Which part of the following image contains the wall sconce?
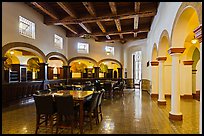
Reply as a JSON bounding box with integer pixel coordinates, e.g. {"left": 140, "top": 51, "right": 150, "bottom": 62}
{"left": 191, "top": 36, "right": 198, "bottom": 44}
{"left": 106, "top": 51, "right": 110, "bottom": 55}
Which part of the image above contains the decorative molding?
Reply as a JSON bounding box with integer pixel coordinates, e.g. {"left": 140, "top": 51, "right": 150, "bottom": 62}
{"left": 169, "top": 113, "right": 182, "bottom": 121}
{"left": 193, "top": 24, "right": 202, "bottom": 43}
{"left": 151, "top": 93, "right": 158, "bottom": 98}
{"left": 168, "top": 48, "right": 185, "bottom": 54}
{"left": 157, "top": 101, "right": 166, "bottom": 105}
{"left": 183, "top": 60, "right": 194, "bottom": 65}
{"left": 150, "top": 61, "right": 159, "bottom": 66}
{"left": 181, "top": 95, "right": 193, "bottom": 99}
{"left": 156, "top": 57, "right": 167, "bottom": 61}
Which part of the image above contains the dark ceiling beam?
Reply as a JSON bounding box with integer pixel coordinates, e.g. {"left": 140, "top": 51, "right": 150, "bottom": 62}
{"left": 31, "top": 2, "right": 58, "bottom": 20}
{"left": 67, "top": 27, "right": 149, "bottom": 37}
{"left": 82, "top": 2, "right": 106, "bottom": 33}
{"left": 57, "top": 2, "right": 77, "bottom": 18}
{"left": 31, "top": 2, "right": 78, "bottom": 35}
{"left": 57, "top": 2, "right": 92, "bottom": 34}
{"left": 134, "top": 2, "right": 140, "bottom": 37}
{"left": 109, "top": 2, "right": 123, "bottom": 40}
{"left": 92, "top": 28, "right": 149, "bottom": 36}
{"left": 95, "top": 36, "right": 147, "bottom": 43}
{"left": 62, "top": 24, "right": 78, "bottom": 35}
{"left": 44, "top": 11, "right": 156, "bottom": 25}
{"left": 82, "top": 2, "right": 107, "bottom": 39}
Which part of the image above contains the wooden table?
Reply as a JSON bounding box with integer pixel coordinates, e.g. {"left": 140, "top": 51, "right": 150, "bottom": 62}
{"left": 52, "top": 90, "right": 94, "bottom": 134}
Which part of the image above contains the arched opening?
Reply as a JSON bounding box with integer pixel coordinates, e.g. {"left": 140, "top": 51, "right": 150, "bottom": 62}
{"left": 3, "top": 48, "right": 44, "bottom": 82}
{"left": 69, "top": 57, "right": 97, "bottom": 78}
{"left": 158, "top": 33, "right": 171, "bottom": 95}
{"left": 98, "top": 59, "right": 122, "bottom": 78}
{"left": 46, "top": 52, "right": 68, "bottom": 80}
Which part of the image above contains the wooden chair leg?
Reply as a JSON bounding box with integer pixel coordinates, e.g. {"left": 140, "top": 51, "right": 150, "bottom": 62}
{"left": 99, "top": 106, "right": 103, "bottom": 121}
{"left": 35, "top": 115, "right": 40, "bottom": 134}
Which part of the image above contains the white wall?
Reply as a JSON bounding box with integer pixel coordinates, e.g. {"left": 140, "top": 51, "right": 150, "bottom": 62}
{"left": 67, "top": 37, "right": 123, "bottom": 62}
{"left": 2, "top": 2, "right": 123, "bottom": 65}
{"left": 196, "top": 60, "right": 200, "bottom": 91}
{"left": 2, "top": 2, "right": 68, "bottom": 58}
{"left": 146, "top": 2, "right": 182, "bottom": 61}
{"left": 123, "top": 39, "right": 148, "bottom": 79}
{"left": 164, "top": 65, "right": 172, "bottom": 95}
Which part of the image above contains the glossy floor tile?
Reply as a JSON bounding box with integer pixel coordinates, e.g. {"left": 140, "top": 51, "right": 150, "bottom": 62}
{"left": 2, "top": 89, "right": 200, "bottom": 134}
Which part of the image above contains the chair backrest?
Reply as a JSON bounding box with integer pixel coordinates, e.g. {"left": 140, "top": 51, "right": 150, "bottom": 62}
{"left": 89, "top": 92, "right": 100, "bottom": 112}
{"left": 33, "top": 94, "right": 55, "bottom": 115}
{"left": 83, "top": 85, "right": 95, "bottom": 91}
{"left": 35, "top": 89, "right": 51, "bottom": 95}
{"left": 97, "top": 90, "right": 105, "bottom": 106}
{"left": 54, "top": 95, "right": 74, "bottom": 115}
{"left": 103, "top": 82, "right": 112, "bottom": 92}
{"left": 56, "top": 85, "right": 65, "bottom": 90}
{"left": 65, "top": 85, "right": 75, "bottom": 90}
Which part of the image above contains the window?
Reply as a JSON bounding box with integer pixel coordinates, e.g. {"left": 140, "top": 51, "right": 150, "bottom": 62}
{"left": 54, "top": 34, "right": 63, "bottom": 49}
{"left": 133, "top": 51, "right": 142, "bottom": 84}
{"left": 77, "top": 42, "right": 89, "bottom": 54}
{"left": 19, "top": 16, "right": 35, "bottom": 39}
{"left": 105, "top": 46, "right": 114, "bottom": 55}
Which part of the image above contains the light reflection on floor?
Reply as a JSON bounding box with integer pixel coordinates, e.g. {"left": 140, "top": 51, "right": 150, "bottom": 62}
{"left": 2, "top": 89, "right": 200, "bottom": 134}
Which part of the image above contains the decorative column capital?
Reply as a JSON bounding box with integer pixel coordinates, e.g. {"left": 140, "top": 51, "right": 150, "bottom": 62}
{"left": 183, "top": 60, "right": 194, "bottom": 65}
{"left": 193, "top": 24, "right": 202, "bottom": 43}
{"left": 150, "top": 61, "right": 159, "bottom": 66}
{"left": 168, "top": 48, "right": 185, "bottom": 55}
{"left": 156, "top": 57, "right": 167, "bottom": 62}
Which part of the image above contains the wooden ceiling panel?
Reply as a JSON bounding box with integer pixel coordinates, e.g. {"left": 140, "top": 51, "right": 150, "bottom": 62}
{"left": 26, "top": 2, "right": 159, "bottom": 43}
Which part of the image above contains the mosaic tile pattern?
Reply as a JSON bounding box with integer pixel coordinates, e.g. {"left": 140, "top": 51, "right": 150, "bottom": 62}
{"left": 2, "top": 89, "right": 200, "bottom": 134}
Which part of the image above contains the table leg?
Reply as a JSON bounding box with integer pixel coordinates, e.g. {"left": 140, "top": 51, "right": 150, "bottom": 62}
{"left": 79, "top": 100, "right": 84, "bottom": 134}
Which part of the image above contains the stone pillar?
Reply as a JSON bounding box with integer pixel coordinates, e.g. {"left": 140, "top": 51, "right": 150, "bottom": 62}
{"left": 156, "top": 57, "right": 167, "bottom": 105}
{"left": 168, "top": 48, "right": 185, "bottom": 121}
{"left": 38, "top": 63, "right": 48, "bottom": 80}
{"left": 63, "top": 66, "right": 68, "bottom": 79}
{"left": 192, "top": 70, "right": 197, "bottom": 97}
{"left": 108, "top": 69, "right": 113, "bottom": 78}
{"left": 193, "top": 24, "right": 202, "bottom": 134}
{"left": 150, "top": 61, "right": 159, "bottom": 98}
{"left": 2, "top": 57, "right": 7, "bottom": 83}
{"left": 117, "top": 68, "right": 123, "bottom": 78}
{"left": 94, "top": 67, "right": 99, "bottom": 78}
{"left": 182, "top": 61, "right": 194, "bottom": 97}
{"left": 67, "top": 66, "right": 71, "bottom": 78}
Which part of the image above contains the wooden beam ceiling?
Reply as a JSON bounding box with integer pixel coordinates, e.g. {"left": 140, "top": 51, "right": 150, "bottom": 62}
{"left": 134, "top": 2, "right": 140, "bottom": 37}
{"left": 57, "top": 2, "right": 92, "bottom": 34}
{"left": 83, "top": 2, "right": 107, "bottom": 34}
{"left": 28, "top": 2, "right": 159, "bottom": 43}
{"left": 31, "top": 2, "right": 79, "bottom": 35}
{"left": 109, "top": 2, "right": 123, "bottom": 41}
{"left": 44, "top": 11, "right": 156, "bottom": 25}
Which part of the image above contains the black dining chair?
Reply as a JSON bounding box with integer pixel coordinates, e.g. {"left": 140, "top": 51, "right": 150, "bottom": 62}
{"left": 103, "top": 81, "right": 112, "bottom": 99}
{"left": 54, "top": 95, "right": 79, "bottom": 134}
{"left": 34, "top": 89, "right": 52, "bottom": 95}
{"left": 83, "top": 92, "right": 100, "bottom": 130}
{"left": 33, "top": 94, "right": 57, "bottom": 134}
{"left": 96, "top": 89, "right": 105, "bottom": 124}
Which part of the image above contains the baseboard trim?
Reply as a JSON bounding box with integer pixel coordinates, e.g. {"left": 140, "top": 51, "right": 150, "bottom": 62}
{"left": 157, "top": 100, "right": 166, "bottom": 105}
{"left": 169, "top": 112, "right": 183, "bottom": 121}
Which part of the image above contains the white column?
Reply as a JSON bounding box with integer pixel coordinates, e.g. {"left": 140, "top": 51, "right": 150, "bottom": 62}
{"left": 158, "top": 60, "right": 166, "bottom": 104}
{"left": 151, "top": 66, "right": 158, "bottom": 94}
{"left": 169, "top": 53, "right": 182, "bottom": 117}
{"left": 199, "top": 42, "right": 202, "bottom": 134}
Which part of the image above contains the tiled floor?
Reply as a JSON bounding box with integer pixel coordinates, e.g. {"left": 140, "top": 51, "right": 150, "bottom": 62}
{"left": 2, "top": 89, "right": 200, "bottom": 134}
